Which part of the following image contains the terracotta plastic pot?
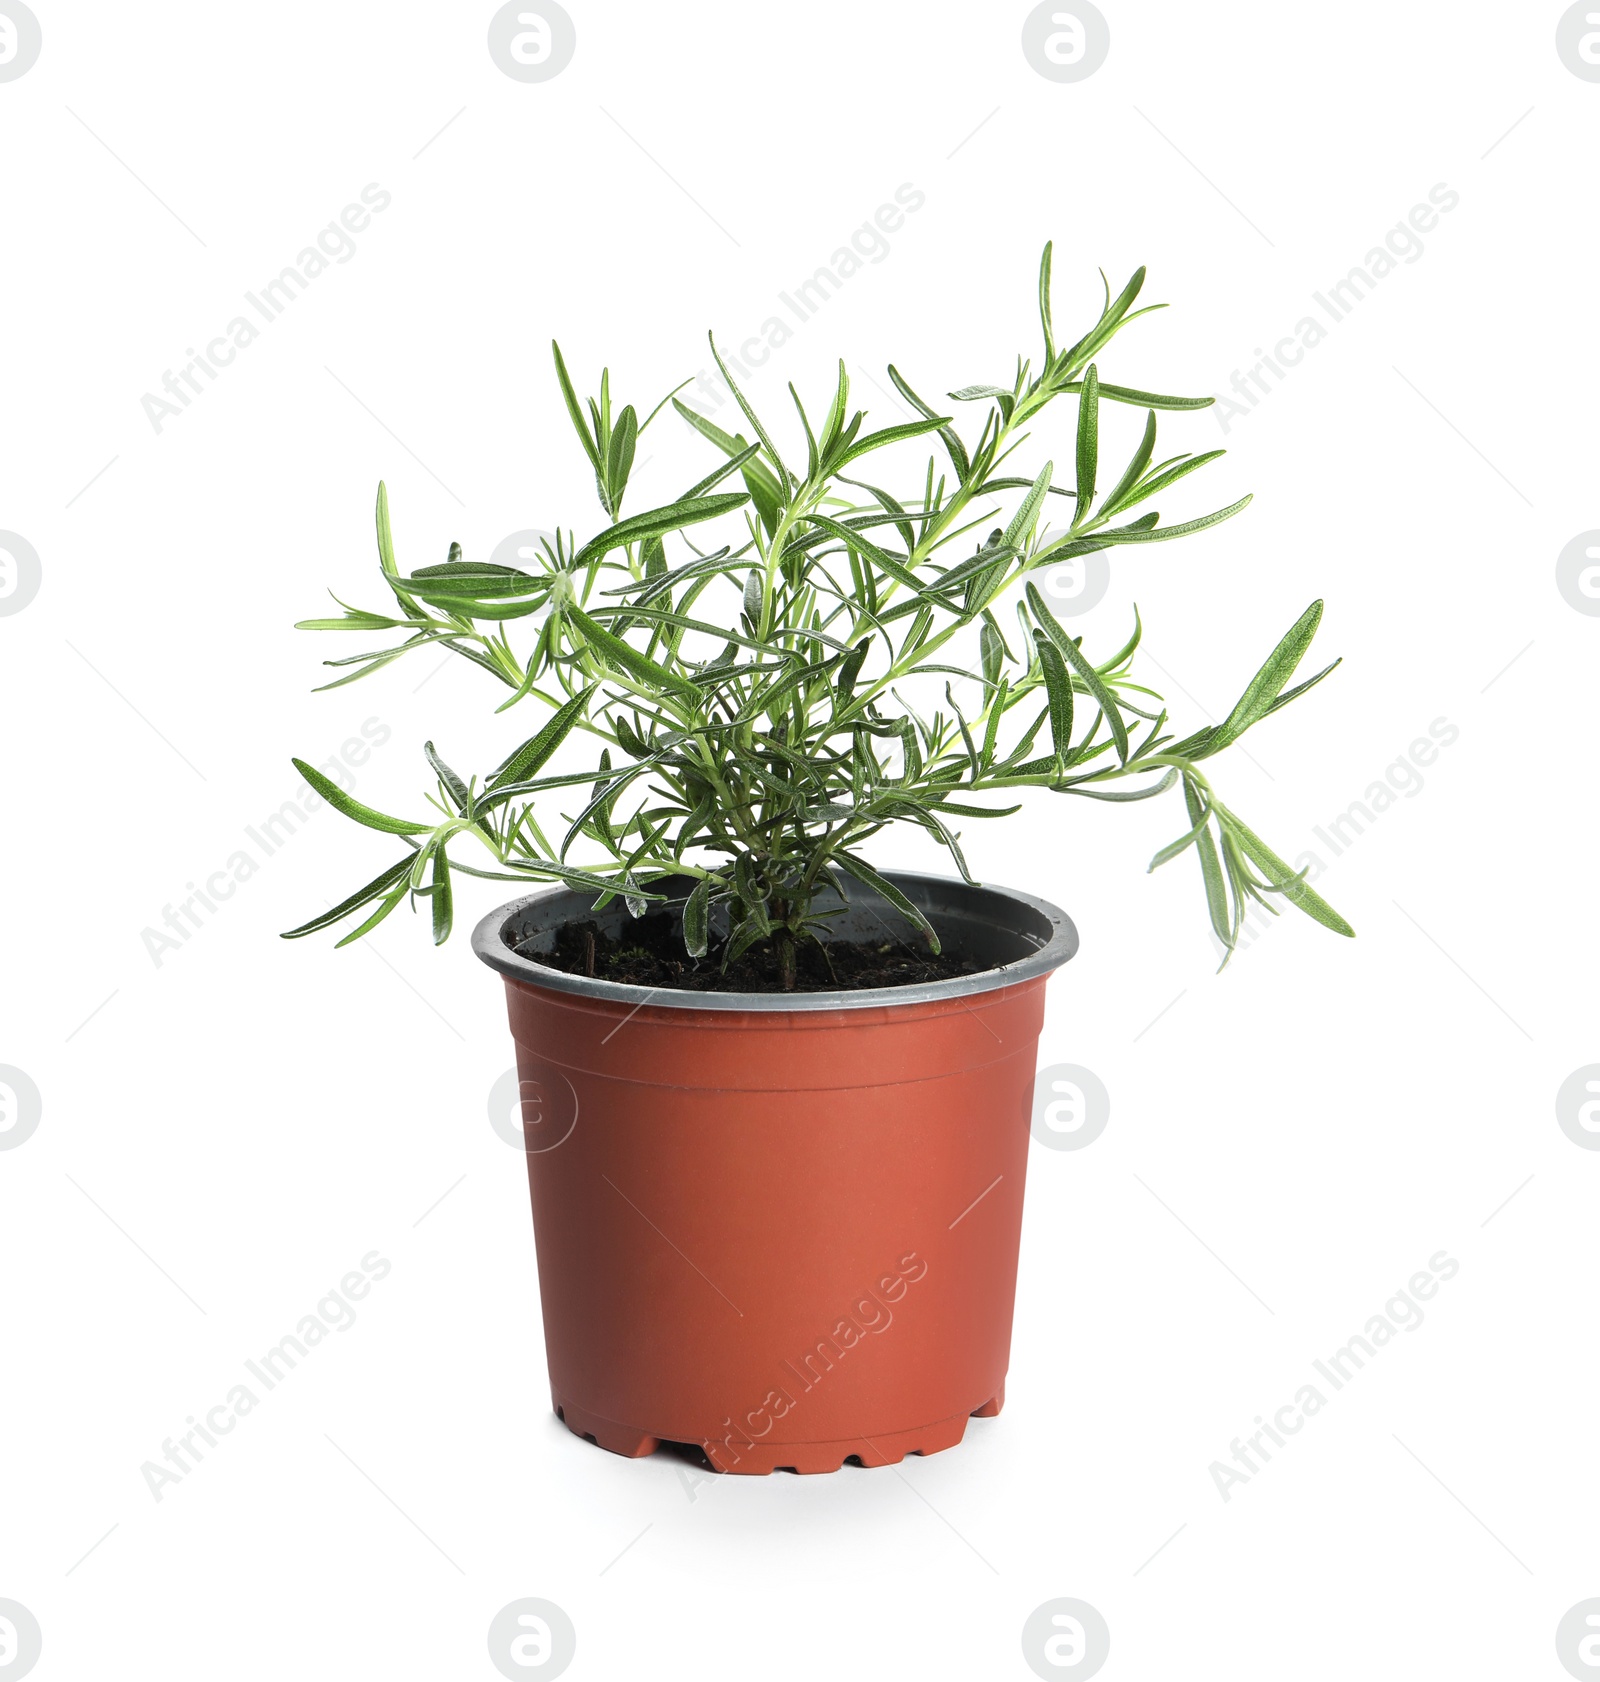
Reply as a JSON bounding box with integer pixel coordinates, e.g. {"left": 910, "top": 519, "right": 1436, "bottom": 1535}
{"left": 473, "top": 872, "right": 1076, "bottom": 1474}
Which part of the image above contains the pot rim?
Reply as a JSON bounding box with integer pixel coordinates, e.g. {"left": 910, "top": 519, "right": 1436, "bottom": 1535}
{"left": 471, "top": 869, "right": 1077, "bottom": 1013}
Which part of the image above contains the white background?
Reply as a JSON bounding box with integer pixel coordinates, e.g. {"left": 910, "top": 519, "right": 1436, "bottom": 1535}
{"left": 3, "top": 2, "right": 1597, "bottom": 1678}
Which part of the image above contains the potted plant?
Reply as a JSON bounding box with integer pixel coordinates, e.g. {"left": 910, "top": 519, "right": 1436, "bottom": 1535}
{"left": 286, "top": 247, "right": 1351, "bottom": 1473}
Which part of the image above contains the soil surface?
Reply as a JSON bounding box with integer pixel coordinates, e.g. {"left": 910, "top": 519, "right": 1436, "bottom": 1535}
{"left": 518, "top": 911, "right": 985, "bottom": 994}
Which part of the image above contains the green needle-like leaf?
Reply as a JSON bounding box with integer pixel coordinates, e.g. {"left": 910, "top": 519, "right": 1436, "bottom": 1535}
{"left": 682, "top": 876, "right": 711, "bottom": 957}
{"left": 334, "top": 880, "right": 410, "bottom": 947}
{"left": 1005, "top": 462, "right": 1054, "bottom": 554}
{"left": 1209, "top": 600, "right": 1325, "bottom": 751}
{"left": 570, "top": 492, "right": 751, "bottom": 571}
{"left": 281, "top": 857, "right": 413, "bottom": 939}
{"left": 833, "top": 853, "right": 941, "bottom": 953}
{"left": 605, "top": 404, "right": 638, "bottom": 512}
{"left": 424, "top": 741, "right": 473, "bottom": 816}
{"left": 1101, "top": 409, "right": 1158, "bottom": 515}
{"left": 1032, "top": 630, "right": 1075, "bottom": 764}
{"left": 1095, "top": 495, "right": 1253, "bottom": 545}
{"left": 430, "top": 849, "right": 453, "bottom": 944}
{"left": 1074, "top": 365, "right": 1100, "bottom": 522}
{"left": 489, "top": 688, "right": 594, "bottom": 788}
{"left": 1026, "top": 584, "right": 1128, "bottom": 764}
{"left": 1184, "top": 778, "right": 1232, "bottom": 953}
{"left": 1038, "top": 239, "right": 1056, "bottom": 361}
{"left": 709, "top": 333, "right": 793, "bottom": 490}
{"left": 552, "top": 340, "right": 604, "bottom": 480}
{"left": 1217, "top": 802, "right": 1355, "bottom": 938}
{"left": 292, "top": 759, "right": 429, "bottom": 835}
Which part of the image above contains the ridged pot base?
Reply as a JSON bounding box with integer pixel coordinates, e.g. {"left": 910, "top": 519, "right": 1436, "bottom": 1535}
{"left": 554, "top": 1384, "right": 1006, "bottom": 1475}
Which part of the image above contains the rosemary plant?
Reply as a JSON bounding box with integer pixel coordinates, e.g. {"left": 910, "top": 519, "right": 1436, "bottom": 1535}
{"left": 286, "top": 247, "right": 1352, "bottom": 981}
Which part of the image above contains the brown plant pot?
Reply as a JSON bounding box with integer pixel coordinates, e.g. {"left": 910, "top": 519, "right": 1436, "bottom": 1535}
{"left": 473, "top": 872, "right": 1076, "bottom": 1474}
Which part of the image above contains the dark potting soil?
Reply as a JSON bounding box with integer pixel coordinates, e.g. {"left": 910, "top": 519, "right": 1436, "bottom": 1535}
{"left": 519, "top": 911, "right": 986, "bottom": 994}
